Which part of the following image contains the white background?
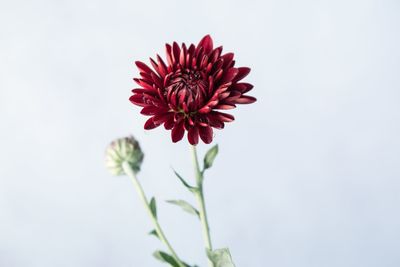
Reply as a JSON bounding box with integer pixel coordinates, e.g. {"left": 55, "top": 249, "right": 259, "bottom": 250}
{"left": 1, "top": 0, "right": 399, "bottom": 266}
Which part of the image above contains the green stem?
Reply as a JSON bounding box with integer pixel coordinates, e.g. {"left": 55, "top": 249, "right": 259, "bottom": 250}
{"left": 191, "top": 146, "right": 214, "bottom": 267}
{"left": 122, "top": 161, "right": 186, "bottom": 267}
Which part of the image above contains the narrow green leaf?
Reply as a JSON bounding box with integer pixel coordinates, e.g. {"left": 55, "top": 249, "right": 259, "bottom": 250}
{"left": 166, "top": 200, "right": 200, "bottom": 218}
{"left": 148, "top": 229, "right": 159, "bottom": 239}
{"left": 207, "top": 248, "right": 236, "bottom": 267}
{"left": 153, "top": 250, "right": 179, "bottom": 267}
{"left": 204, "top": 144, "right": 219, "bottom": 170}
{"left": 172, "top": 169, "right": 198, "bottom": 193}
{"left": 149, "top": 197, "right": 157, "bottom": 218}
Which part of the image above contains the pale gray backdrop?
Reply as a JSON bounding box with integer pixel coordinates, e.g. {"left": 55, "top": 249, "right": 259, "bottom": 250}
{"left": 1, "top": 0, "right": 399, "bottom": 266}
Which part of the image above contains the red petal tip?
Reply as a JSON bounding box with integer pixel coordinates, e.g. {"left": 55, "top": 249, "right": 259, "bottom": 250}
{"left": 198, "top": 35, "right": 214, "bottom": 54}
{"left": 144, "top": 117, "right": 157, "bottom": 130}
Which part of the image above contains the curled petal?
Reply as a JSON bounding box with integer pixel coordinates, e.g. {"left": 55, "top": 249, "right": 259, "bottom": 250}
{"left": 144, "top": 117, "right": 158, "bottom": 129}
{"left": 198, "top": 105, "right": 212, "bottom": 114}
{"left": 218, "top": 91, "right": 231, "bottom": 100}
{"left": 231, "top": 83, "right": 254, "bottom": 93}
{"left": 171, "top": 120, "right": 185, "bottom": 142}
{"left": 134, "top": 78, "right": 156, "bottom": 91}
{"left": 198, "top": 34, "right": 213, "bottom": 55}
{"left": 165, "top": 44, "right": 173, "bottom": 66}
{"left": 153, "top": 113, "right": 171, "bottom": 125}
{"left": 199, "top": 126, "right": 213, "bottom": 144}
{"left": 221, "top": 53, "right": 234, "bottom": 69}
{"left": 140, "top": 106, "right": 157, "bottom": 115}
{"left": 180, "top": 43, "right": 187, "bottom": 67}
{"left": 164, "top": 115, "right": 175, "bottom": 130}
{"left": 156, "top": 54, "right": 168, "bottom": 77}
{"left": 141, "top": 106, "right": 169, "bottom": 115}
{"left": 172, "top": 42, "right": 181, "bottom": 63}
{"left": 211, "top": 59, "right": 224, "bottom": 75}
{"left": 208, "top": 115, "right": 225, "bottom": 129}
{"left": 235, "top": 96, "right": 257, "bottom": 104}
{"left": 214, "top": 69, "right": 224, "bottom": 82}
{"left": 188, "top": 126, "right": 199, "bottom": 145}
{"left": 210, "top": 46, "right": 223, "bottom": 63}
{"left": 215, "top": 104, "right": 236, "bottom": 110}
{"left": 195, "top": 47, "right": 204, "bottom": 68}
{"left": 212, "top": 111, "right": 235, "bottom": 122}
{"left": 135, "top": 61, "right": 153, "bottom": 74}
{"left": 139, "top": 71, "right": 153, "bottom": 82}
{"left": 144, "top": 113, "right": 171, "bottom": 129}
{"left": 150, "top": 57, "right": 166, "bottom": 78}
{"left": 129, "top": 94, "right": 146, "bottom": 107}
{"left": 220, "top": 68, "right": 238, "bottom": 84}
{"left": 132, "top": 88, "right": 150, "bottom": 94}
{"left": 234, "top": 67, "right": 251, "bottom": 82}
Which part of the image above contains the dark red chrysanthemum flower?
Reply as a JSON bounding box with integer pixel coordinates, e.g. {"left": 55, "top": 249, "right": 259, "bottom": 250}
{"left": 129, "top": 35, "right": 256, "bottom": 145}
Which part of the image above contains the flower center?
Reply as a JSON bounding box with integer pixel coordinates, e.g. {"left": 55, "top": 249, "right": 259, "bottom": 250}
{"left": 166, "top": 69, "right": 208, "bottom": 112}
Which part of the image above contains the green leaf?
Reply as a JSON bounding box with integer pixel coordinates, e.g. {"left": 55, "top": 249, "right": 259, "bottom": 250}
{"left": 148, "top": 229, "right": 159, "bottom": 239}
{"left": 172, "top": 169, "right": 198, "bottom": 193}
{"left": 153, "top": 250, "right": 196, "bottom": 267}
{"left": 207, "top": 248, "right": 236, "bottom": 267}
{"left": 153, "top": 251, "right": 179, "bottom": 267}
{"left": 204, "top": 144, "right": 219, "bottom": 170}
{"left": 149, "top": 197, "right": 157, "bottom": 218}
{"left": 166, "top": 200, "right": 200, "bottom": 218}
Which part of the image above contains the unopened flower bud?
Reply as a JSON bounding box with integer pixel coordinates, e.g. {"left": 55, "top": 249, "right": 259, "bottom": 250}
{"left": 105, "top": 136, "right": 144, "bottom": 176}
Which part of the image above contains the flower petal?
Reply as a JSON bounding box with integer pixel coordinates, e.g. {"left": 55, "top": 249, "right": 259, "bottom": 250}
{"left": 210, "top": 46, "right": 223, "bottom": 63}
{"left": 180, "top": 43, "right": 187, "bottom": 67}
{"left": 129, "top": 94, "right": 146, "bottom": 107}
{"left": 199, "top": 126, "right": 213, "bottom": 144}
{"left": 207, "top": 114, "right": 225, "bottom": 129}
{"left": 153, "top": 113, "right": 171, "bottom": 125}
{"left": 234, "top": 67, "right": 251, "bottom": 82}
{"left": 165, "top": 44, "right": 173, "bottom": 66}
{"left": 221, "top": 53, "right": 234, "bottom": 69}
{"left": 164, "top": 115, "right": 175, "bottom": 130}
{"left": 172, "top": 42, "right": 181, "bottom": 63}
{"left": 135, "top": 61, "right": 153, "bottom": 74}
{"left": 215, "top": 104, "right": 236, "bottom": 110}
{"left": 156, "top": 54, "right": 168, "bottom": 77}
{"left": 171, "top": 120, "right": 185, "bottom": 142}
{"left": 144, "top": 117, "right": 158, "bottom": 129}
{"left": 141, "top": 106, "right": 169, "bottom": 115}
{"left": 150, "top": 57, "right": 166, "bottom": 78}
{"left": 134, "top": 78, "right": 156, "bottom": 91}
{"left": 188, "top": 126, "right": 199, "bottom": 145}
{"left": 235, "top": 96, "right": 257, "bottom": 104}
{"left": 198, "top": 105, "right": 212, "bottom": 114}
{"left": 231, "top": 83, "right": 254, "bottom": 93}
{"left": 212, "top": 111, "right": 235, "bottom": 122}
{"left": 219, "top": 68, "right": 238, "bottom": 84}
{"left": 198, "top": 34, "right": 213, "bottom": 55}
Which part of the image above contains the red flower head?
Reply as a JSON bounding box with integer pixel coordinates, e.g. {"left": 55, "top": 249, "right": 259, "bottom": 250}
{"left": 129, "top": 35, "right": 256, "bottom": 145}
